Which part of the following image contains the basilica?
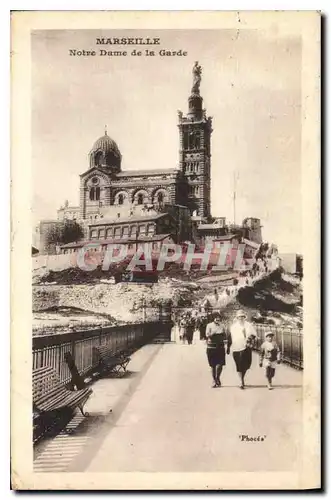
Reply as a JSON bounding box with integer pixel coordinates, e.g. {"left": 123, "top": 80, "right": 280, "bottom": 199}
{"left": 38, "top": 62, "right": 262, "bottom": 255}
{"left": 81, "top": 61, "right": 211, "bottom": 220}
{"left": 40, "top": 62, "right": 213, "bottom": 254}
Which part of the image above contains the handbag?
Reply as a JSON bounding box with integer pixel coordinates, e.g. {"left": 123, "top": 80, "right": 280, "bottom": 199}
{"left": 246, "top": 334, "right": 256, "bottom": 349}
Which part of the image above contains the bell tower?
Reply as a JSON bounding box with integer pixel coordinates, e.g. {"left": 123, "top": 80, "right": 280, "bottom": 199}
{"left": 178, "top": 62, "right": 212, "bottom": 219}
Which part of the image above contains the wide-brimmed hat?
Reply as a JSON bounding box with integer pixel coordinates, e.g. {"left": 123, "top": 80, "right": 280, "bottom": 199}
{"left": 265, "top": 331, "right": 275, "bottom": 338}
{"left": 236, "top": 309, "right": 247, "bottom": 318}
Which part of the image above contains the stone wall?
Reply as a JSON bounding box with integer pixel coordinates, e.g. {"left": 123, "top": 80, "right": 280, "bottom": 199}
{"left": 33, "top": 253, "right": 76, "bottom": 272}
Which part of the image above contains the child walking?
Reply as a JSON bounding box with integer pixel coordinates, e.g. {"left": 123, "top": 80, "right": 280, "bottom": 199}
{"left": 259, "top": 331, "right": 281, "bottom": 390}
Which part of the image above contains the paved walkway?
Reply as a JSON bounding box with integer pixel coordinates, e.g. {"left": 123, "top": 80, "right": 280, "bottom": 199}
{"left": 33, "top": 343, "right": 162, "bottom": 472}
{"left": 34, "top": 336, "right": 303, "bottom": 473}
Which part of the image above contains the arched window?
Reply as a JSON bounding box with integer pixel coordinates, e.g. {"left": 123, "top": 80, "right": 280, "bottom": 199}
{"left": 157, "top": 192, "right": 164, "bottom": 204}
{"left": 95, "top": 151, "right": 103, "bottom": 166}
{"left": 89, "top": 185, "right": 101, "bottom": 201}
{"left": 183, "top": 130, "right": 189, "bottom": 150}
{"left": 137, "top": 193, "right": 144, "bottom": 205}
{"left": 118, "top": 194, "right": 124, "bottom": 205}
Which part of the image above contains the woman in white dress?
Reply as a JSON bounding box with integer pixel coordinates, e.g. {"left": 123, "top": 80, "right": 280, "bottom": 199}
{"left": 228, "top": 310, "right": 257, "bottom": 389}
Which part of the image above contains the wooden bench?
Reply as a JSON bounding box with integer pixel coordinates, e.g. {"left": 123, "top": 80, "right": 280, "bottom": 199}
{"left": 117, "top": 345, "right": 135, "bottom": 358}
{"left": 33, "top": 366, "right": 93, "bottom": 418}
{"left": 93, "top": 345, "right": 131, "bottom": 376}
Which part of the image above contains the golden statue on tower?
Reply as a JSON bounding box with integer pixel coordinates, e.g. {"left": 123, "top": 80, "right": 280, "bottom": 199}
{"left": 191, "top": 61, "right": 202, "bottom": 94}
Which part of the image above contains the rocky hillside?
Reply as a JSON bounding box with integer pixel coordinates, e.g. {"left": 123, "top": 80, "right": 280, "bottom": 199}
{"left": 32, "top": 266, "right": 302, "bottom": 335}
{"left": 221, "top": 271, "right": 302, "bottom": 328}
{"left": 32, "top": 277, "right": 201, "bottom": 335}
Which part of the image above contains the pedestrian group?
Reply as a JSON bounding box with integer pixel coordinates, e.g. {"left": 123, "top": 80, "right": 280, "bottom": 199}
{"left": 177, "top": 309, "right": 281, "bottom": 390}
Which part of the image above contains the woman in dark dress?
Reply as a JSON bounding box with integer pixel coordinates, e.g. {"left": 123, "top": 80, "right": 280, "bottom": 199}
{"left": 205, "top": 313, "right": 229, "bottom": 388}
{"left": 186, "top": 312, "right": 195, "bottom": 345}
{"left": 197, "top": 314, "right": 208, "bottom": 340}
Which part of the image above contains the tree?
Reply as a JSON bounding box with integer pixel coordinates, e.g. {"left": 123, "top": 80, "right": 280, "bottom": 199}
{"left": 46, "top": 220, "right": 84, "bottom": 247}
{"left": 45, "top": 223, "right": 64, "bottom": 247}
{"left": 62, "top": 220, "right": 84, "bottom": 244}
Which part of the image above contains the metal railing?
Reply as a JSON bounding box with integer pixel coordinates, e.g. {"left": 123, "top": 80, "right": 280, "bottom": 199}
{"left": 254, "top": 324, "right": 303, "bottom": 369}
{"left": 32, "top": 320, "right": 166, "bottom": 385}
{"left": 32, "top": 303, "right": 303, "bottom": 383}
{"left": 159, "top": 306, "right": 303, "bottom": 370}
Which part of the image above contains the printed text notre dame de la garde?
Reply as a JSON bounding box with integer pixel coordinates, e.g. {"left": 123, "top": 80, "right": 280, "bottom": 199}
{"left": 69, "top": 37, "right": 188, "bottom": 57}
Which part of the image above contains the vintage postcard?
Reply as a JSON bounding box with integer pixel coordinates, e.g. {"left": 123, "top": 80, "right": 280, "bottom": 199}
{"left": 11, "top": 11, "right": 321, "bottom": 490}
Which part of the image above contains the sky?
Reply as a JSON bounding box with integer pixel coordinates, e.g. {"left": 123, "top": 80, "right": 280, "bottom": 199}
{"left": 32, "top": 29, "right": 302, "bottom": 253}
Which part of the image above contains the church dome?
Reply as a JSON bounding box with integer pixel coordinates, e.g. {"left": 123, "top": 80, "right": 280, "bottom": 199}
{"left": 89, "top": 129, "right": 122, "bottom": 172}
{"left": 90, "top": 132, "right": 121, "bottom": 159}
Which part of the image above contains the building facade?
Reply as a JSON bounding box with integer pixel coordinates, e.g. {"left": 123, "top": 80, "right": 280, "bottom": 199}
{"left": 88, "top": 212, "right": 176, "bottom": 242}
{"left": 60, "top": 233, "right": 176, "bottom": 255}
{"left": 37, "top": 63, "right": 214, "bottom": 254}
{"left": 36, "top": 62, "right": 263, "bottom": 255}
{"left": 57, "top": 200, "right": 80, "bottom": 221}
{"left": 242, "top": 217, "right": 263, "bottom": 244}
{"left": 78, "top": 63, "right": 212, "bottom": 223}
